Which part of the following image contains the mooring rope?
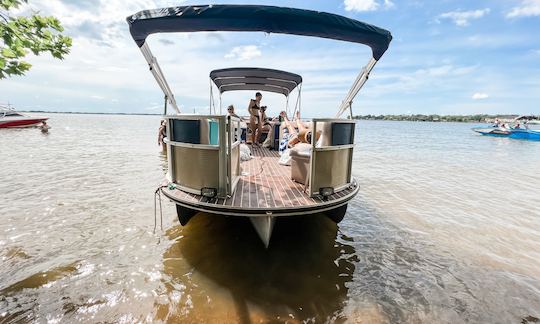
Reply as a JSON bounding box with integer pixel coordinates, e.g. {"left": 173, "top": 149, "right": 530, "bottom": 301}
{"left": 153, "top": 185, "right": 167, "bottom": 234}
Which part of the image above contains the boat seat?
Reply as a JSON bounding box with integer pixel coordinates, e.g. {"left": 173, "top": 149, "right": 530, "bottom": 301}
{"left": 290, "top": 143, "right": 312, "bottom": 184}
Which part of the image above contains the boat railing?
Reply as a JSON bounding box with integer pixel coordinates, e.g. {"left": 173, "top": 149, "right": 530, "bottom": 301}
{"left": 164, "top": 114, "right": 241, "bottom": 198}
{"left": 309, "top": 118, "right": 356, "bottom": 197}
{"left": 227, "top": 116, "right": 242, "bottom": 196}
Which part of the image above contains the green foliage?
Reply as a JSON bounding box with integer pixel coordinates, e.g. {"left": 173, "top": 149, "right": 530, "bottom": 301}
{"left": 0, "top": 0, "right": 72, "bottom": 78}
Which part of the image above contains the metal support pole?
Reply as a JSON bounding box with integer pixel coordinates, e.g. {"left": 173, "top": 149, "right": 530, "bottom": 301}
{"left": 219, "top": 93, "right": 222, "bottom": 115}
{"left": 336, "top": 58, "right": 377, "bottom": 118}
{"left": 209, "top": 79, "right": 213, "bottom": 115}
{"left": 140, "top": 43, "right": 181, "bottom": 114}
{"left": 298, "top": 83, "right": 302, "bottom": 118}
{"left": 164, "top": 95, "right": 168, "bottom": 115}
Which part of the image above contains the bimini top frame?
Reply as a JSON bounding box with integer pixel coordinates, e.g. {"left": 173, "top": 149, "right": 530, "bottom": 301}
{"left": 210, "top": 67, "right": 302, "bottom": 96}
{"left": 126, "top": 4, "right": 393, "bottom": 116}
{"left": 209, "top": 67, "right": 303, "bottom": 115}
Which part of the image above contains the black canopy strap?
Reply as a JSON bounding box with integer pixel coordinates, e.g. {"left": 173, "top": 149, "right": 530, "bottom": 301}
{"left": 127, "top": 5, "right": 392, "bottom": 60}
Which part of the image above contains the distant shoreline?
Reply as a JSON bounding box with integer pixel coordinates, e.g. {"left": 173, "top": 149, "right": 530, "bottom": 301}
{"left": 21, "top": 110, "right": 161, "bottom": 116}
{"left": 352, "top": 114, "right": 535, "bottom": 123}
{"left": 19, "top": 111, "right": 538, "bottom": 123}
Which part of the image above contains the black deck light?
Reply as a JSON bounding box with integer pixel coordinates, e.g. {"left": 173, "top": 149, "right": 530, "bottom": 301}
{"left": 319, "top": 187, "right": 335, "bottom": 199}
{"left": 201, "top": 187, "right": 217, "bottom": 198}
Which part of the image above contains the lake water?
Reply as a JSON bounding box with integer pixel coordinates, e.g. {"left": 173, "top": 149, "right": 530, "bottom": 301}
{"left": 1, "top": 114, "right": 539, "bottom": 323}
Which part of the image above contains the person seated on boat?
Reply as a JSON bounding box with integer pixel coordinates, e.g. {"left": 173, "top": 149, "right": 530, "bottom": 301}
{"left": 260, "top": 106, "right": 272, "bottom": 131}
{"left": 247, "top": 92, "right": 263, "bottom": 146}
{"left": 493, "top": 118, "right": 501, "bottom": 127}
{"left": 279, "top": 111, "right": 321, "bottom": 148}
{"left": 514, "top": 122, "right": 521, "bottom": 129}
{"left": 158, "top": 119, "right": 166, "bottom": 146}
{"left": 227, "top": 105, "right": 241, "bottom": 119}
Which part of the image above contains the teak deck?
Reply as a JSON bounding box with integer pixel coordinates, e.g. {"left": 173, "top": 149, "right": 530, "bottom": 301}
{"left": 162, "top": 146, "right": 357, "bottom": 213}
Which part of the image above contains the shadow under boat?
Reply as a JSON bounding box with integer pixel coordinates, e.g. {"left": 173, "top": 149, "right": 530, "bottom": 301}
{"left": 157, "top": 213, "right": 357, "bottom": 323}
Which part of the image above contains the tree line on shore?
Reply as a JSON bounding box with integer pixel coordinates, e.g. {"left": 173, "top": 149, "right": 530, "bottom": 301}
{"left": 352, "top": 114, "right": 529, "bottom": 123}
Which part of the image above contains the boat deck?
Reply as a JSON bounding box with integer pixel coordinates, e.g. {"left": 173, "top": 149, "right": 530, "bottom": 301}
{"left": 162, "top": 146, "right": 357, "bottom": 214}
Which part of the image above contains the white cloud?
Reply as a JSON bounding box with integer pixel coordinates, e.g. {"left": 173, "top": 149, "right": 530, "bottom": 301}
{"left": 344, "top": 0, "right": 394, "bottom": 12}
{"left": 472, "top": 93, "right": 489, "bottom": 100}
{"left": 415, "top": 65, "right": 477, "bottom": 77}
{"left": 224, "top": 45, "right": 262, "bottom": 61}
{"left": 437, "top": 8, "right": 490, "bottom": 26}
{"left": 507, "top": 0, "right": 540, "bottom": 18}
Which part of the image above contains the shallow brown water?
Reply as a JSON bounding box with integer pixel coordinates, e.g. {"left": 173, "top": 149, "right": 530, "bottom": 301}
{"left": 1, "top": 114, "right": 539, "bottom": 323}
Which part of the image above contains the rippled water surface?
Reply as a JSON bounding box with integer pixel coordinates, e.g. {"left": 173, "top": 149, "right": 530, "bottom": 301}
{"left": 1, "top": 114, "right": 539, "bottom": 323}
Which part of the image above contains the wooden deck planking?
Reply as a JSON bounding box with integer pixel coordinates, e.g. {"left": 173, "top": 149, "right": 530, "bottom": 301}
{"left": 164, "top": 145, "right": 356, "bottom": 210}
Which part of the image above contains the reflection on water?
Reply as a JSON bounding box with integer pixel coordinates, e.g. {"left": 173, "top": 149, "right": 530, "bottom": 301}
{"left": 155, "top": 214, "right": 355, "bottom": 323}
{"left": 1, "top": 115, "right": 540, "bottom": 323}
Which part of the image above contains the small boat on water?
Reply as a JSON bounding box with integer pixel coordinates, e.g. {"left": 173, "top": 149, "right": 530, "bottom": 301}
{"left": 0, "top": 105, "right": 48, "bottom": 128}
{"left": 472, "top": 126, "right": 512, "bottom": 137}
{"left": 507, "top": 128, "right": 540, "bottom": 141}
{"left": 472, "top": 115, "right": 540, "bottom": 141}
{"left": 127, "top": 4, "right": 392, "bottom": 247}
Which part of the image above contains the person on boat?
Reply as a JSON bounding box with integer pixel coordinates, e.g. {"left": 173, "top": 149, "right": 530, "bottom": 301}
{"left": 158, "top": 120, "right": 167, "bottom": 146}
{"left": 227, "top": 105, "right": 241, "bottom": 119}
{"left": 40, "top": 120, "right": 50, "bottom": 133}
{"left": 247, "top": 92, "right": 263, "bottom": 146}
{"left": 514, "top": 122, "right": 521, "bottom": 129}
{"left": 279, "top": 111, "right": 321, "bottom": 148}
{"left": 493, "top": 118, "right": 501, "bottom": 127}
{"left": 260, "top": 106, "right": 272, "bottom": 131}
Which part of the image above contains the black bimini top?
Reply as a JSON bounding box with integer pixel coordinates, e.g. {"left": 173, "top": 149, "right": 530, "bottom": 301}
{"left": 126, "top": 5, "right": 392, "bottom": 60}
{"left": 210, "top": 68, "right": 302, "bottom": 96}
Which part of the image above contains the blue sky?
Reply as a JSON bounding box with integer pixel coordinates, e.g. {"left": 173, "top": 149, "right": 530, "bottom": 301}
{"left": 1, "top": 0, "right": 539, "bottom": 117}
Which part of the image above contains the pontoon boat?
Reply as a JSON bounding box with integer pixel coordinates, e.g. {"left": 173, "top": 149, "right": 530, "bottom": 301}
{"left": 127, "top": 5, "right": 392, "bottom": 247}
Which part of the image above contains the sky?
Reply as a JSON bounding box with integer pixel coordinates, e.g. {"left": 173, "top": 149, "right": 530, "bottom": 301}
{"left": 1, "top": 0, "right": 539, "bottom": 117}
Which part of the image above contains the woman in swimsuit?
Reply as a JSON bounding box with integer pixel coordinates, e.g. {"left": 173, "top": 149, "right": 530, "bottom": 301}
{"left": 280, "top": 111, "right": 320, "bottom": 147}
{"left": 248, "top": 92, "right": 263, "bottom": 146}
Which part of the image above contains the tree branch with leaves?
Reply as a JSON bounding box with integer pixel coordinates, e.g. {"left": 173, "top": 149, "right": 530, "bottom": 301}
{"left": 0, "top": 0, "right": 72, "bottom": 78}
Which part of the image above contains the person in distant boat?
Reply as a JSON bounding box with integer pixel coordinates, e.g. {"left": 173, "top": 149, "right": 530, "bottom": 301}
{"left": 514, "top": 122, "right": 521, "bottom": 129}
{"left": 158, "top": 120, "right": 167, "bottom": 146}
{"left": 40, "top": 120, "right": 50, "bottom": 133}
{"left": 227, "top": 105, "right": 241, "bottom": 119}
{"left": 247, "top": 92, "right": 263, "bottom": 146}
{"left": 493, "top": 118, "right": 501, "bottom": 127}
